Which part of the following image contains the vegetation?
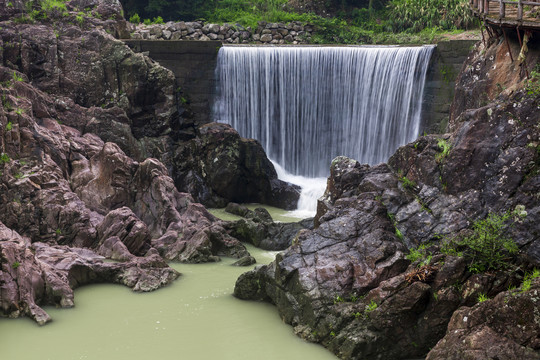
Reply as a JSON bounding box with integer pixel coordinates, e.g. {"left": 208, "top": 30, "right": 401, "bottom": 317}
{"left": 365, "top": 300, "right": 378, "bottom": 313}
{"left": 442, "top": 207, "right": 526, "bottom": 273}
{"left": 406, "top": 242, "right": 439, "bottom": 269}
{"left": 388, "top": 0, "right": 475, "bottom": 33}
{"left": 526, "top": 63, "right": 540, "bottom": 97}
{"left": 399, "top": 176, "right": 416, "bottom": 190}
{"left": 12, "top": 261, "right": 20, "bottom": 269}
{"left": 477, "top": 293, "right": 488, "bottom": 302}
{"left": 120, "top": 0, "right": 478, "bottom": 44}
{"left": 521, "top": 268, "right": 539, "bottom": 292}
{"left": 435, "top": 138, "right": 451, "bottom": 163}
{"left": 0, "top": 153, "right": 10, "bottom": 165}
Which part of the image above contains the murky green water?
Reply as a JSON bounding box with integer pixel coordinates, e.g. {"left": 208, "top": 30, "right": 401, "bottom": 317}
{"left": 209, "top": 204, "right": 305, "bottom": 223}
{"left": 0, "top": 246, "right": 336, "bottom": 360}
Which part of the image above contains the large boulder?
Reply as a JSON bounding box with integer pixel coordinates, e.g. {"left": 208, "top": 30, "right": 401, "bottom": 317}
{"left": 173, "top": 122, "right": 300, "bottom": 209}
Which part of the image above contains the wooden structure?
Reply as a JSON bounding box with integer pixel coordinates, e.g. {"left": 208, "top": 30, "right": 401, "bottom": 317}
{"left": 470, "top": 0, "right": 540, "bottom": 29}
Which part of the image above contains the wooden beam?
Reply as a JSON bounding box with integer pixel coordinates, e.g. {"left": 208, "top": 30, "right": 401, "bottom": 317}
{"left": 518, "top": 0, "right": 523, "bottom": 21}
{"left": 499, "top": 0, "right": 505, "bottom": 18}
{"left": 501, "top": 27, "right": 514, "bottom": 62}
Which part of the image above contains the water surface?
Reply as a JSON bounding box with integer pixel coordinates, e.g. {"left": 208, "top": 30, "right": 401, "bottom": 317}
{"left": 0, "top": 246, "right": 336, "bottom": 360}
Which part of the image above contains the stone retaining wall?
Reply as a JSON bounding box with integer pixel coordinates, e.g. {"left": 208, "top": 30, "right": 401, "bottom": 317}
{"left": 129, "top": 21, "right": 314, "bottom": 44}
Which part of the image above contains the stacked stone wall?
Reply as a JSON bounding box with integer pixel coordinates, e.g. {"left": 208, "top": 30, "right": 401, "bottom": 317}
{"left": 129, "top": 20, "right": 314, "bottom": 44}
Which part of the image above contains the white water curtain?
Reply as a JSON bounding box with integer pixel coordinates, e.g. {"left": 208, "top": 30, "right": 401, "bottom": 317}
{"left": 213, "top": 45, "right": 434, "bottom": 178}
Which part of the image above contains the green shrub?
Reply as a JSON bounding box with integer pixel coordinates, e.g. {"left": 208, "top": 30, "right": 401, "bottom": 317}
{"left": 12, "top": 71, "right": 23, "bottom": 82}
{"left": 399, "top": 176, "right": 417, "bottom": 190}
{"left": 12, "top": 261, "right": 20, "bottom": 269}
{"left": 445, "top": 207, "right": 526, "bottom": 273}
{"left": 406, "top": 243, "right": 433, "bottom": 266}
{"left": 76, "top": 12, "right": 85, "bottom": 25}
{"left": 40, "top": 0, "right": 68, "bottom": 16}
{"left": 153, "top": 16, "right": 164, "bottom": 24}
{"left": 365, "top": 300, "right": 378, "bottom": 313}
{"left": 5, "top": 122, "right": 12, "bottom": 131}
{"left": 129, "top": 13, "right": 141, "bottom": 24}
{"left": 387, "top": 0, "right": 475, "bottom": 33}
{"left": 0, "top": 153, "right": 10, "bottom": 165}
{"left": 526, "top": 64, "right": 540, "bottom": 97}
{"left": 521, "top": 268, "right": 539, "bottom": 292}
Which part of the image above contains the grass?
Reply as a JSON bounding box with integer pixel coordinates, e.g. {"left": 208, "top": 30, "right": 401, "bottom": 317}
{"left": 477, "top": 293, "right": 489, "bottom": 302}
{"left": 399, "top": 176, "right": 417, "bottom": 190}
{"left": 521, "top": 268, "right": 539, "bottom": 292}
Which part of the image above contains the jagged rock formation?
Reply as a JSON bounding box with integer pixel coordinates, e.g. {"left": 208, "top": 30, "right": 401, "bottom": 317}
{"left": 0, "top": 0, "right": 295, "bottom": 325}
{"left": 234, "top": 35, "right": 540, "bottom": 359}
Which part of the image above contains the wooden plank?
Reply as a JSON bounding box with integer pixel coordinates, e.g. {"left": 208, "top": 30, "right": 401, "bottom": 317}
{"left": 500, "top": 0, "right": 506, "bottom": 17}
{"left": 518, "top": 0, "right": 523, "bottom": 20}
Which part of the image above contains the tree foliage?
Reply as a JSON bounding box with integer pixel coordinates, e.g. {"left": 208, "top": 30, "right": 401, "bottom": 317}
{"left": 120, "top": 0, "right": 215, "bottom": 21}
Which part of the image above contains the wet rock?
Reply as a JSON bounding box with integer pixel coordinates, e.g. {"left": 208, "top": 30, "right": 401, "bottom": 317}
{"left": 0, "top": 223, "right": 179, "bottom": 325}
{"left": 173, "top": 123, "right": 300, "bottom": 209}
{"left": 427, "top": 278, "right": 540, "bottom": 360}
{"left": 233, "top": 36, "right": 540, "bottom": 360}
{"left": 232, "top": 255, "right": 256, "bottom": 266}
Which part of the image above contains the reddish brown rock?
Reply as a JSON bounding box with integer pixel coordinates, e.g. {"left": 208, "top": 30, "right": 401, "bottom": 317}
{"left": 0, "top": 223, "right": 179, "bottom": 325}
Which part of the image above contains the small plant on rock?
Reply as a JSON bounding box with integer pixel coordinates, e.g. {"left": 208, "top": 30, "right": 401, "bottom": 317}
{"left": 435, "top": 138, "right": 451, "bottom": 163}
{"left": 11, "top": 261, "right": 20, "bottom": 269}
{"left": 526, "top": 64, "right": 540, "bottom": 97}
{"left": 12, "top": 71, "right": 23, "bottom": 82}
{"left": 521, "top": 268, "right": 539, "bottom": 293}
{"left": 477, "top": 293, "right": 489, "bottom": 302}
{"left": 0, "top": 153, "right": 10, "bottom": 165}
{"left": 365, "top": 300, "right": 378, "bottom": 313}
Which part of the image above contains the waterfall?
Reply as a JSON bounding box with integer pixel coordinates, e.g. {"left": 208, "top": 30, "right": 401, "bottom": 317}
{"left": 213, "top": 45, "right": 434, "bottom": 213}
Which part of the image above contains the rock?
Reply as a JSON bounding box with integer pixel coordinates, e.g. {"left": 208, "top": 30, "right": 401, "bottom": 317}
{"left": 427, "top": 278, "right": 540, "bottom": 359}
{"left": 97, "top": 236, "right": 134, "bottom": 261}
{"left": 173, "top": 123, "right": 300, "bottom": 209}
{"left": 0, "top": 223, "right": 179, "bottom": 325}
{"left": 232, "top": 255, "right": 256, "bottom": 266}
{"left": 232, "top": 35, "right": 540, "bottom": 360}
{"left": 260, "top": 34, "right": 273, "bottom": 43}
{"left": 97, "top": 207, "right": 151, "bottom": 256}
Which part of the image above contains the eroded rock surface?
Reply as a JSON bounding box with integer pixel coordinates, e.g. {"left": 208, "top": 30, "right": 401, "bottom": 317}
{"left": 0, "top": 0, "right": 260, "bottom": 325}
{"left": 235, "top": 36, "right": 540, "bottom": 360}
{"left": 0, "top": 223, "right": 179, "bottom": 325}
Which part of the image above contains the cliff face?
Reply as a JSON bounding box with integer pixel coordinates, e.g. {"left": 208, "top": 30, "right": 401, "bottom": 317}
{"left": 235, "top": 33, "right": 540, "bottom": 359}
{"left": 0, "top": 0, "right": 284, "bottom": 324}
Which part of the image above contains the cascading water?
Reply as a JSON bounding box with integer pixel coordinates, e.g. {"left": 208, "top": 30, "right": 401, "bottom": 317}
{"left": 213, "top": 45, "right": 434, "bottom": 215}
